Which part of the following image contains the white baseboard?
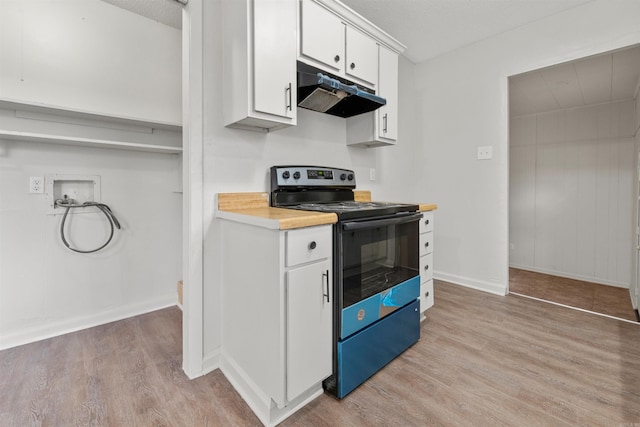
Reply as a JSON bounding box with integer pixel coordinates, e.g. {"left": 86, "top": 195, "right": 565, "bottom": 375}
{"left": 509, "top": 264, "right": 629, "bottom": 289}
{"left": 220, "top": 353, "right": 324, "bottom": 427}
{"left": 202, "top": 348, "right": 221, "bottom": 376}
{"left": 220, "top": 353, "right": 273, "bottom": 426}
{"left": 0, "top": 293, "right": 177, "bottom": 351}
{"left": 434, "top": 271, "right": 508, "bottom": 296}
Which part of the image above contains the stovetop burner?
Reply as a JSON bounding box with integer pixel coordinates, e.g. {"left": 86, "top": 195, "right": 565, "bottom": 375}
{"left": 290, "top": 201, "right": 410, "bottom": 213}
{"left": 270, "top": 166, "right": 419, "bottom": 220}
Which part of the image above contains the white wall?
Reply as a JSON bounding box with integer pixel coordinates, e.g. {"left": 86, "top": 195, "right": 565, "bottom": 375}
{"left": 193, "top": 0, "right": 423, "bottom": 372}
{"left": 0, "top": 0, "right": 181, "bottom": 124}
{"left": 413, "top": 0, "right": 640, "bottom": 296}
{"left": 510, "top": 100, "right": 636, "bottom": 288}
{"left": 0, "top": 0, "right": 182, "bottom": 349}
{"left": 0, "top": 142, "right": 181, "bottom": 349}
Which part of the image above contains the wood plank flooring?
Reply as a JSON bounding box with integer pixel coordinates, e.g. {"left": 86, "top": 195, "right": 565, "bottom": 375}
{"left": 2, "top": 280, "right": 640, "bottom": 426}
{"left": 509, "top": 267, "right": 638, "bottom": 322}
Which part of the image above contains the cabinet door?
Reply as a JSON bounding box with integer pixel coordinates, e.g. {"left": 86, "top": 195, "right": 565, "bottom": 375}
{"left": 286, "top": 259, "right": 332, "bottom": 401}
{"left": 300, "top": 0, "right": 345, "bottom": 75}
{"left": 254, "top": 0, "right": 297, "bottom": 119}
{"left": 377, "top": 46, "right": 398, "bottom": 140}
{"left": 345, "top": 26, "right": 378, "bottom": 86}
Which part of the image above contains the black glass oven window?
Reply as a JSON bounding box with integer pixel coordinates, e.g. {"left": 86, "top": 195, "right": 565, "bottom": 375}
{"left": 341, "top": 219, "right": 419, "bottom": 308}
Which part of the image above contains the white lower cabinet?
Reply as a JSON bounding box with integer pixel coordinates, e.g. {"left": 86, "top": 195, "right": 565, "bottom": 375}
{"left": 219, "top": 221, "right": 332, "bottom": 426}
{"left": 286, "top": 260, "right": 332, "bottom": 401}
{"left": 419, "top": 211, "right": 435, "bottom": 317}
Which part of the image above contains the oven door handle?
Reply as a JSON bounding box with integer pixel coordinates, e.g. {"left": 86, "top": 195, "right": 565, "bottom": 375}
{"left": 342, "top": 212, "right": 423, "bottom": 231}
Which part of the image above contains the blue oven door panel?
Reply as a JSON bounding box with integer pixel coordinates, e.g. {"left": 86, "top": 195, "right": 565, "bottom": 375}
{"left": 341, "top": 275, "right": 420, "bottom": 339}
{"left": 336, "top": 299, "right": 420, "bottom": 398}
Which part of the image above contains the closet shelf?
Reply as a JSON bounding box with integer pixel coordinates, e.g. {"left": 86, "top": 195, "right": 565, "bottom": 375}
{"left": 0, "top": 98, "right": 182, "bottom": 154}
{"left": 0, "top": 130, "right": 182, "bottom": 154}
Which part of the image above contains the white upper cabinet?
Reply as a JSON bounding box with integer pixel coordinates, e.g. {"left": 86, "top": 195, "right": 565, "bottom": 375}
{"left": 346, "top": 45, "right": 400, "bottom": 147}
{"left": 345, "top": 26, "right": 379, "bottom": 87}
{"left": 222, "top": 0, "right": 297, "bottom": 132}
{"left": 222, "top": 0, "right": 405, "bottom": 138}
{"left": 299, "top": 0, "right": 345, "bottom": 76}
{"left": 299, "top": 0, "right": 378, "bottom": 89}
{"left": 377, "top": 45, "right": 399, "bottom": 141}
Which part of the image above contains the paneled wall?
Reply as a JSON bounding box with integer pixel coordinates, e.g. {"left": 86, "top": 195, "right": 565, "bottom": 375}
{"left": 510, "top": 100, "right": 636, "bottom": 287}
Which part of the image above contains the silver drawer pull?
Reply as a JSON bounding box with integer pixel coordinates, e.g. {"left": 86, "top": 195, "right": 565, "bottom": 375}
{"left": 309, "top": 241, "right": 317, "bottom": 250}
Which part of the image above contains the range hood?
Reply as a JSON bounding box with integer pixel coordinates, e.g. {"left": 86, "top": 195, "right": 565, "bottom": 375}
{"left": 297, "top": 62, "right": 386, "bottom": 118}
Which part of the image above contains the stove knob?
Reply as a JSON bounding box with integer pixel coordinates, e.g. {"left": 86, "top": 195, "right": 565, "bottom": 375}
{"left": 282, "top": 171, "right": 290, "bottom": 179}
{"left": 293, "top": 171, "right": 301, "bottom": 179}
{"left": 347, "top": 174, "right": 354, "bottom": 181}
{"left": 340, "top": 173, "right": 346, "bottom": 181}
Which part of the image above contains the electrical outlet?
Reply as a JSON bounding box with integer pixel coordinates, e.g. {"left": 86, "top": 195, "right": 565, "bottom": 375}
{"left": 477, "top": 146, "right": 493, "bottom": 160}
{"left": 369, "top": 168, "right": 376, "bottom": 181}
{"left": 29, "top": 176, "right": 45, "bottom": 194}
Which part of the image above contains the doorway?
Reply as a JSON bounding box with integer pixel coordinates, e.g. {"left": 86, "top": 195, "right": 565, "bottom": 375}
{"left": 508, "top": 45, "right": 640, "bottom": 322}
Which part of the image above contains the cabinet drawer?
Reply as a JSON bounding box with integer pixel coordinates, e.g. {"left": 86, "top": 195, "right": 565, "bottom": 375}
{"left": 420, "top": 252, "right": 433, "bottom": 281}
{"left": 420, "top": 279, "right": 434, "bottom": 312}
{"left": 419, "top": 231, "right": 433, "bottom": 256}
{"left": 419, "top": 212, "right": 434, "bottom": 234}
{"left": 286, "top": 226, "right": 331, "bottom": 267}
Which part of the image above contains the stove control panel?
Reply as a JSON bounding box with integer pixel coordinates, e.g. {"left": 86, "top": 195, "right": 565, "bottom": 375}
{"left": 271, "top": 166, "right": 356, "bottom": 189}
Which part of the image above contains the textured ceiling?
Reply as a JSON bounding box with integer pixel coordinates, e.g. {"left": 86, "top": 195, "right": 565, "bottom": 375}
{"left": 340, "top": 0, "right": 596, "bottom": 63}
{"left": 100, "top": 0, "right": 182, "bottom": 29}
{"left": 100, "top": 0, "right": 599, "bottom": 64}
{"left": 510, "top": 46, "right": 640, "bottom": 116}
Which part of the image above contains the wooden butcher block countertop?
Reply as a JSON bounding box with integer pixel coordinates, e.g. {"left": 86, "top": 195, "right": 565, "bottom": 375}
{"left": 216, "top": 192, "right": 337, "bottom": 230}
{"left": 355, "top": 191, "right": 438, "bottom": 212}
{"left": 216, "top": 192, "right": 437, "bottom": 230}
{"left": 419, "top": 204, "right": 438, "bottom": 212}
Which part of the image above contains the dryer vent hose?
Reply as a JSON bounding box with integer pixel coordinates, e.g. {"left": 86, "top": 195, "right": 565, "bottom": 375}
{"left": 55, "top": 197, "right": 121, "bottom": 253}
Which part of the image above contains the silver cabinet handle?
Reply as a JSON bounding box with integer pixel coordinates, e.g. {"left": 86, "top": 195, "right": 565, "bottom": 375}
{"left": 383, "top": 113, "right": 388, "bottom": 133}
{"left": 286, "top": 82, "right": 292, "bottom": 111}
{"left": 322, "top": 270, "right": 330, "bottom": 303}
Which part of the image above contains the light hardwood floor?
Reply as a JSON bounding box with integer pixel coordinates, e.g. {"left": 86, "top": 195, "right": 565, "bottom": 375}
{"left": 2, "top": 281, "right": 640, "bottom": 426}
{"left": 509, "top": 267, "right": 638, "bottom": 322}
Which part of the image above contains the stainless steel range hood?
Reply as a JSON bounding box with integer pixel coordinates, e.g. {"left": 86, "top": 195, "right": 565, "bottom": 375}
{"left": 297, "top": 62, "right": 386, "bottom": 118}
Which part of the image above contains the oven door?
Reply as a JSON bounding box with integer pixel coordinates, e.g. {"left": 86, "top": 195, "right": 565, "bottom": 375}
{"left": 338, "top": 212, "right": 421, "bottom": 338}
